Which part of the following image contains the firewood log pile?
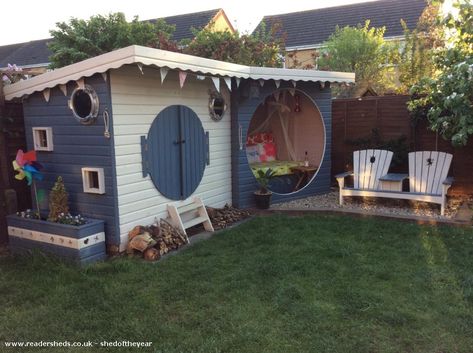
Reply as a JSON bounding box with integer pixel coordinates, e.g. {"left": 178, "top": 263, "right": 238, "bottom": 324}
{"left": 127, "top": 219, "right": 189, "bottom": 262}
{"left": 126, "top": 205, "right": 250, "bottom": 261}
{"left": 206, "top": 204, "right": 251, "bottom": 230}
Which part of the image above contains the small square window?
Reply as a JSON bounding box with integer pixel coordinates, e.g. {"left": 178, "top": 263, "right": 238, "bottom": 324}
{"left": 32, "top": 127, "right": 53, "bottom": 151}
{"left": 81, "top": 168, "right": 105, "bottom": 194}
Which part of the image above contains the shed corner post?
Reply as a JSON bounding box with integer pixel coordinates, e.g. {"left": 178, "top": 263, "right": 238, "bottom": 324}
{"left": 230, "top": 82, "right": 241, "bottom": 208}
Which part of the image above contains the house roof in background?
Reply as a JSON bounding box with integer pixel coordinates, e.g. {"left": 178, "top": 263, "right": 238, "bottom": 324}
{"left": 151, "top": 8, "right": 222, "bottom": 42}
{"left": 0, "top": 9, "right": 226, "bottom": 69}
{"left": 3, "top": 45, "right": 355, "bottom": 100}
{"left": 255, "top": 0, "right": 427, "bottom": 49}
{"left": 0, "top": 39, "right": 51, "bottom": 68}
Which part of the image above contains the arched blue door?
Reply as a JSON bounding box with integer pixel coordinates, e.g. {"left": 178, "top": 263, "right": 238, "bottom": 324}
{"left": 141, "top": 105, "right": 209, "bottom": 200}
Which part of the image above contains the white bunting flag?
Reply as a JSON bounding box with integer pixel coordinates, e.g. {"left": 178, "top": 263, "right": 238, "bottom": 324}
{"left": 179, "top": 71, "right": 188, "bottom": 88}
{"left": 42, "top": 88, "right": 50, "bottom": 102}
{"left": 274, "top": 80, "right": 281, "bottom": 88}
{"left": 76, "top": 78, "right": 85, "bottom": 89}
{"left": 259, "top": 79, "right": 265, "bottom": 87}
{"left": 224, "top": 77, "right": 232, "bottom": 91}
{"left": 211, "top": 77, "right": 220, "bottom": 92}
{"left": 289, "top": 88, "right": 296, "bottom": 96}
{"left": 137, "top": 63, "right": 144, "bottom": 75}
{"left": 59, "top": 84, "right": 67, "bottom": 96}
{"left": 291, "top": 80, "right": 297, "bottom": 87}
{"left": 196, "top": 75, "right": 206, "bottom": 80}
{"left": 101, "top": 72, "right": 107, "bottom": 82}
{"left": 160, "top": 67, "right": 169, "bottom": 84}
{"left": 235, "top": 77, "right": 241, "bottom": 88}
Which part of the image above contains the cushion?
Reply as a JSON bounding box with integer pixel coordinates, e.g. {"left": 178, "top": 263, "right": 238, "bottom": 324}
{"left": 258, "top": 142, "right": 277, "bottom": 162}
{"left": 246, "top": 145, "right": 260, "bottom": 163}
{"left": 247, "top": 132, "right": 274, "bottom": 146}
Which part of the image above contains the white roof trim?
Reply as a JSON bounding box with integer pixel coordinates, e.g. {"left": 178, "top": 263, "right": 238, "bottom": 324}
{"left": 286, "top": 35, "right": 406, "bottom": 51}
{"left": 4, "top": 45, "right": 354, "bottom": 100}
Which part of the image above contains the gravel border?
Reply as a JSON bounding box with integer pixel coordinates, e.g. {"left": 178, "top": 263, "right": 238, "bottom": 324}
{"left": 272, "top": 188, "right": 468, "bottom": 220}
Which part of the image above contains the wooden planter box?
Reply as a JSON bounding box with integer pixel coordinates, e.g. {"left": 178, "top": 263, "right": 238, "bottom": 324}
{"left": 6, "top": 215, "right": 106, "bottom": 265}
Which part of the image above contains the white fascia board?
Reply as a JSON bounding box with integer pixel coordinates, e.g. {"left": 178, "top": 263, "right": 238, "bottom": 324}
{"left": 249, "top": 66, "right": 354, "bottom": 83}
{"left": 4, "top": 45, "right": 354, "bottom": 100}
{"left": 132, "top": 46, "right": 249, "bottom": 78}
{"left": 4, "top": 46, "right": 138, "bottom": 100}
{"left": 286, "top": 43, "right": 325, "bottom": 51}
{"left": 286, "top": 35, "right": 405, "bottom": 51}
{"left": 0, "top": 62, "right": 50, "bottom": 70}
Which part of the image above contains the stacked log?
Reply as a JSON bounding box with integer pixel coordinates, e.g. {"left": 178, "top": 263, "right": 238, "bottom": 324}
{"left": 126, "top": 205, "right": 250, "bottom": 261}
{"left": 126, "top": 219, "right": 188, "bottom": 261}
{"left": 206, "top": 204, "right": 251, "bottom": 230}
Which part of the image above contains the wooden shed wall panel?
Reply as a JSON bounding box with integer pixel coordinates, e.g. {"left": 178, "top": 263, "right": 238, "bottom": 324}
{"left": 22, "top": 74, "right": 120, "bottom": 245}
{"left": 110, "top": 65, "right": 232, "bottom": 244}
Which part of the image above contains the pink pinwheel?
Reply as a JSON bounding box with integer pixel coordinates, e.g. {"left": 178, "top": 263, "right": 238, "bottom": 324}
{"left": 12, "top": 149, "right": 44, "bottom": 216}
{"left": 12, "top": 150, "right": 43, "bottom": 186}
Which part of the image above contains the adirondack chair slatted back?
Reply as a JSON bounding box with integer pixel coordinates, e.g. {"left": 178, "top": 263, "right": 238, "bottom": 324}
{"left": 408, "top": 151, "right": 452, "bottom": 195}
{"left": 353, "top": 149, "right": 393, "bottom": 190}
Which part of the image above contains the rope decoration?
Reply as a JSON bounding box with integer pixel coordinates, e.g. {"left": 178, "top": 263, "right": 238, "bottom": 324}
{"left": 103, "top": 108, "right": 111, "bottom": 138}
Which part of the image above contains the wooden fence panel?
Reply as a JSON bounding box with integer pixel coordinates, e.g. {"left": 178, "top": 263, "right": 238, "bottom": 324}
{"left": 332, "top": 95, "right": 473, "bottom": 195}
{"left": 0, "top": 101, "right": 30, "bottom": 244}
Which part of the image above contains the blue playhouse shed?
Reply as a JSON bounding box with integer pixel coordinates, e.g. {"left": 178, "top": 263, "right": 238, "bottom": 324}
{"left": 4, "top": 45, "right": 354, "bottom": 253}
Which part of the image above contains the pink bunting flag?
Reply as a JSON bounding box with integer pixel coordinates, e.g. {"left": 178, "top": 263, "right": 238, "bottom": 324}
{"left": 179, "top": 71, "right": 187, "bottom": 89}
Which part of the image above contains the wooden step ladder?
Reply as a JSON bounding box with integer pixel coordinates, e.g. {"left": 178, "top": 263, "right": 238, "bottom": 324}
{"left": 167, "top": 197, "right": 214, "bottom": 238}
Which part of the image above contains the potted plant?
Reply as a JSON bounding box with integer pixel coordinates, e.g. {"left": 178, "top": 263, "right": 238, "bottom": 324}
{"left": 254, "top": 168, "right": 276, "bottom": 209}
{"left": 6, "top": 150, "right": 106, "bottom": 265}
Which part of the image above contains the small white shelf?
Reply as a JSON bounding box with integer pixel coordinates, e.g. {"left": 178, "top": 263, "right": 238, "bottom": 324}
{"left": 32, "top": 127, "right": 53, "bottom": 151}
{"left": 81, "top": 167, "right": 105, "bottom": 194}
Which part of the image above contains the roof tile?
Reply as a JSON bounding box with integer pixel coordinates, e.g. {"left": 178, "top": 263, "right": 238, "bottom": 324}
{"left": 254, "top": 0, "right": 427, "bottom": 48}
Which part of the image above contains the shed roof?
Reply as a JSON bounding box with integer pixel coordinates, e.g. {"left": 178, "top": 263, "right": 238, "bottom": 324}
{"left": 255, "top": 0, "right": 426, "bottom": 49}
{"left": 3, "top": 45, "right": 355, "bottom": 101}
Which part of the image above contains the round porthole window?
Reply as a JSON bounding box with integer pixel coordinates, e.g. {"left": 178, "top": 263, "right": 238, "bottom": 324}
{"left": 69, "top": 84, "right": 99, "bottom": 125}
{"left": 209, "top": 92, "right": 227, "bottom": 121}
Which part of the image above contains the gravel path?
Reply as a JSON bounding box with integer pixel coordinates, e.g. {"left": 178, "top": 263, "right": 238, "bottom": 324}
{"left": 272, "top": 188, "right": 467, "bottom": 220}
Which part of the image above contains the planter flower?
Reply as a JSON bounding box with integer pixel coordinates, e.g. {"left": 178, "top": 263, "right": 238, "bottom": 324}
{"left": 254, "top": 168, "right": 277, "bottom": 209}
{"left": 7, "top": 151, "right": 106, "bottom": 265}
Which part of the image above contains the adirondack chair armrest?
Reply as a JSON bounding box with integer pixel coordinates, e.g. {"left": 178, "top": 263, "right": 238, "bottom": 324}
{"left": 379, "top": 173, "right": 408, "bottom": 182}
{"left": 335, "top": 171, "right": 353, "bottom": 205}
{"left": 335, "top": 172, "right": 353, "bottom": 193}
{"left": 442, "top": 177, "right": 454, "bottom": 186}
{"left": 335, "top": 171, "right": 353, "bottom": 179}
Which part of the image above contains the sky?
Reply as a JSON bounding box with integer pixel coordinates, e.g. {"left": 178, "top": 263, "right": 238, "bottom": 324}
{"left": 0, "top": 0, "right": 379, "bottom": 46}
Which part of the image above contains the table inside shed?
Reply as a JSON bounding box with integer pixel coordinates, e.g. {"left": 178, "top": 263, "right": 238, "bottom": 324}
{"left": 291, "top": 165, "right": 319, "bottom": 191}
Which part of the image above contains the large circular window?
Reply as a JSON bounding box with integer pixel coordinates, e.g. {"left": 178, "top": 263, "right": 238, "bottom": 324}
{"left": 69, "top": 84, "right": 99, "bottom": 125}
{"left": 245, "top": 89, "right": 325, "bottom": 194}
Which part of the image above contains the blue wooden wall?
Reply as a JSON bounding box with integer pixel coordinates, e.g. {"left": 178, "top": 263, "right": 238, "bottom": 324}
{"left": 22, "top": 74, "right": 120, "bottom": 246}
{"left": 231, "top": 80, "right": 332, "bottom": 208}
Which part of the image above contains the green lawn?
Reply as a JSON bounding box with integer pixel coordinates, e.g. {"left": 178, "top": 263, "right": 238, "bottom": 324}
{"left": 1, "top": 214, "right": 473, "bottom": 353}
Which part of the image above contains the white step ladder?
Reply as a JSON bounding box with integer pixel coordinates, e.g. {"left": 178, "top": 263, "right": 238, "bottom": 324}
{"left": 167, "top": 197, "right": 214, "bottom": 237}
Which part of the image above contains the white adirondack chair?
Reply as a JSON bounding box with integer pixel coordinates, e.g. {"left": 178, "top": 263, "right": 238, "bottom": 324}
{"left": 407, "top": 151, "right": 453, "bottom": 215}
{"left": 336, "top": 150, "right": 454, "bottom": 215}
{"left": 335, "top": 149, "right": 393, "bottom": 204}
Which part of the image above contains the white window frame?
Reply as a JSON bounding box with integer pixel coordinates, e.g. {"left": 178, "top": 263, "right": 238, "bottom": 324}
{"left": 81, "top": 167, "right": 105, "bottom": 194}
{"left": 32, "top": 127, "right": 53, "bottom": 151}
